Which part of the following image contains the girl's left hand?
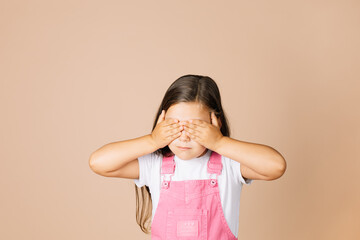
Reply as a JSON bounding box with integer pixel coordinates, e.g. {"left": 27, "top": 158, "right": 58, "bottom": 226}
{"left": 183, "top": 112, "right": 224, "bottom": 151}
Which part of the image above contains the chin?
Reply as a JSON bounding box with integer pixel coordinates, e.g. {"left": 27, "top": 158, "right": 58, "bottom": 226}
{"left": 176, "top": 155, "right": 193, "bottom": 160}
{"left": 176, "top": 151, "right": 204, "bottom": 160}
{"left": 169, "top": 145, "right": 206, "bottom": 160}
{"left": 170, "top": 150, "right": 190, "bottom": 159}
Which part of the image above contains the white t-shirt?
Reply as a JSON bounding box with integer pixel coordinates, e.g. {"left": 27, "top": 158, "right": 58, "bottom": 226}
{"left": 134, "top": 149, "right": 253, "bottom": 238}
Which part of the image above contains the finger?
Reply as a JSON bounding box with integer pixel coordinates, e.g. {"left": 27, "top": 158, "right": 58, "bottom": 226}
{"left": 171, "top": 131, "right": 182, "bottom": 139}
{"left": 178, "top": 120, "right": 189, "bottom": 125}
{"left": 158, "top": 110, "right": 179, "bottom": 126}
{"left": 166, "top": 129, "right": 182, "bottom": 141}
{"left": 165, "top": 118, "right": 179, "bottom": 127}
{"left": 185, "top": 130, "right": 199, "bottom": 141}
{"left": 186, "top": 120, "right": 205, "bottom": 129}
{"left": 189, "top": 119, "right": 207, "bottom": 125}
{"left": 168, "top": 121, "right": 182, "bottom": 129}
{"left": 166, "top": 124, "right": 183, "bottom": 134}
{"left": 184, "top": 126, "right": 200, "bottom": 135}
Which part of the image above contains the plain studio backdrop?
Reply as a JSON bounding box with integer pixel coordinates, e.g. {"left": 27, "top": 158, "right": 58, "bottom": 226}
{"left": 1, "top": 1, "right": 359, "bottom": 239}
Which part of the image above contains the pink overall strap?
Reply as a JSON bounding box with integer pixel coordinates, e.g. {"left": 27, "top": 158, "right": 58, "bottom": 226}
{"left": 161, "top": 154, "right": 175, "bottom": 174}
{"left": 207, "top": 151, "right": 222, "bottom": 175}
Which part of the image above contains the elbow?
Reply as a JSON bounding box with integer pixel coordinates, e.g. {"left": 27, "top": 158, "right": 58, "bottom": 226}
{"left": 277, "top": 158, "right": 287, "bottom": 179}
{"left": 89, "top": 154, "right": 97, "bottom": 172}
{"left": 89, "top": 152, "right": 102, "bottom": 173}
{"left": 88, "top": 152, "right": 115, "bottom": 176}
{"left": 268, "top": 156, "right": 287, "bottom": 181}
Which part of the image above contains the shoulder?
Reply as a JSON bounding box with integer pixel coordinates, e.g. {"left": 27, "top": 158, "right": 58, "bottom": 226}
{"left": 138, "top": 151, "right": 159, "bottom": 161}
{"left": 220, "top": 155, "right": 238, "bottom": 176}
{"left": 138, "top": 151, "right": 162, "bottom": 168}
{"left": 134, "top": 151, "right": 162, "bottom": 187}
{"left": 221, "top": 154, "right": 253, "bottom": 185}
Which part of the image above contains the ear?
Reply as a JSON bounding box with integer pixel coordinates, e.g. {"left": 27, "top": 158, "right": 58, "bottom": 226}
{"left": 210, "top": 112, "right": 222, "bottom": 128}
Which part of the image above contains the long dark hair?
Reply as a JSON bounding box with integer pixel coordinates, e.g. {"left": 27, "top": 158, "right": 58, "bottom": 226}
{"left": 135, "top": 74, "right": 231, "bottom": 233}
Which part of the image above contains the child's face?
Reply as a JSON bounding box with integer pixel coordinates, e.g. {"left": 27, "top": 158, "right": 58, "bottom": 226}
{"left": 165, "top": 102, "right": 211, "bottom": 160}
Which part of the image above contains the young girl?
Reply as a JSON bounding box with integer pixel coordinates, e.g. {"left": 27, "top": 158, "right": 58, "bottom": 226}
{"left": 89, "top": 74, "right": 286, "bottom": 239}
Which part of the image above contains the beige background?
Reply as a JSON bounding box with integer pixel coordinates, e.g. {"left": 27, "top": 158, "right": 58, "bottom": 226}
{"left": 1, "top": 1, "right": 359, "bottom": 239}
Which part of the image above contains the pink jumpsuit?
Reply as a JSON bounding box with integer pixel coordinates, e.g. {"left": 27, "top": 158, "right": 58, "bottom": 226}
{"left": 151, "top": 151, "right": 238, "bottom": 240}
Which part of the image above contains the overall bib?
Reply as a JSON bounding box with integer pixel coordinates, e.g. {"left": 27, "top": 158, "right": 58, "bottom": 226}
{"left": 151, "top": 151, "right": 238, "bottom": 240}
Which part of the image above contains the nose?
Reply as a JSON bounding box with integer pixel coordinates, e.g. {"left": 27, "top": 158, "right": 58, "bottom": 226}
{"left": 179, "top": 128, "right": 190, "bottom": 142}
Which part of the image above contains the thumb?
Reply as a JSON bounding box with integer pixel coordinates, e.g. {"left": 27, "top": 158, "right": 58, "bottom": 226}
{"left": 156, "top": 110, "right": 165, "bottom": 124}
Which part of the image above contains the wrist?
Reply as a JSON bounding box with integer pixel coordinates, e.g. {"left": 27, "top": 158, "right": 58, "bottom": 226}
{"left": 214, "top": 136, "right": 228, "bottom": 153}
{"left": 147, "top": 134, "right": 159, "bottom": 151}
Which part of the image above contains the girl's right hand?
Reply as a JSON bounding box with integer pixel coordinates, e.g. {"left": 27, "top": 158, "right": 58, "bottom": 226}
{"left": 150, "top": 110, "right": 183, "bottom": 149}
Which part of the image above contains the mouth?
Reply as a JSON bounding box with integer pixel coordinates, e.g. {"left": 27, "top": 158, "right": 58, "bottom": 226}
{"left": 178, "top": 146, "right": 191, "bottom": 150}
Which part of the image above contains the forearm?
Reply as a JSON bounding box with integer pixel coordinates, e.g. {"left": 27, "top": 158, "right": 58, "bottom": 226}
{"left": 214, "top": 136, "right": 286, "bottom": 178}
{"left": 89, "top": 134, "right": 158, "bottom": 173}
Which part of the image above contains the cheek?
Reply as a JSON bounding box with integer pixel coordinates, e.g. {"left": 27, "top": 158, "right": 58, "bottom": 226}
{"left": 192, "top": 141, "right": 203, "bottom": 148}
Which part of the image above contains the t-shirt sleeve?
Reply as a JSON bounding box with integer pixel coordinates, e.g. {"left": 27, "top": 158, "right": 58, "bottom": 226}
{"left": 239, "top": 162, "right": 253, "bottom": 185}
{"left": 229, "top": 159, "right": 253, "bottom": 185}
{"left": 133, "top": 152, "right": 155, "bottom": 187}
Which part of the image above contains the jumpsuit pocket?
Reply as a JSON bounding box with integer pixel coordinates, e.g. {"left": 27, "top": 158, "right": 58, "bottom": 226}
{"left": 166, "top": 208, "right": 208, "bottom": 240}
